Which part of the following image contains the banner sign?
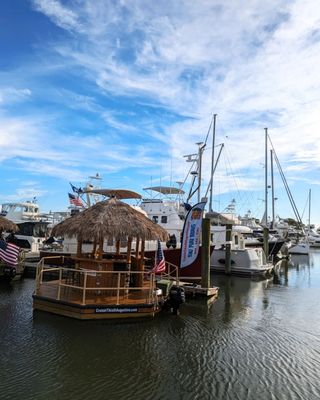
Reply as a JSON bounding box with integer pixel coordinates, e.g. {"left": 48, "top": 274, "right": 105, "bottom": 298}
{"left": 180, "top": 201, "right": 206, "bottom": 269}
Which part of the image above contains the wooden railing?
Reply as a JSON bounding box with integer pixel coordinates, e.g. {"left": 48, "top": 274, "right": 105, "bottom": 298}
{"left": 35, "top": 257, "right": 158, "bottom": 306}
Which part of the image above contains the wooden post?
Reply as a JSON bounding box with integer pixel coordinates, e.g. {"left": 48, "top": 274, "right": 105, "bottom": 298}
{"left": 76, "top": 235, "right": 82, "bottom": 257}
{"left": 116, "top": 239, "right": 120, "bottom": 255}
{"left": 125, "top": 237, "right": 132, "bottom": 295}
{"left": 135, "top": 237, "right": 140, "bottom": 258}
{"left": 91, "top": 238, "right": 97, "bottom": 257}
{"left": 136, "top": 239, "right": 144, "bottom": 288}
{"left": 225, "top": 223, "right": 232, "bottom": 275}
{"left": 126, "top": 237, "right": 132, "bottom": 265}
{"left": 201, "top": 217, "right": 211, "bottom": 288}
{"left": 98, "top": 233, "right": 104, "bottom": 260}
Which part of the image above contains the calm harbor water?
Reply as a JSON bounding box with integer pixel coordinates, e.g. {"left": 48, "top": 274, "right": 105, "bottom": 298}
{"left": 1, "top": 252, "right": 320, "bottom": 400}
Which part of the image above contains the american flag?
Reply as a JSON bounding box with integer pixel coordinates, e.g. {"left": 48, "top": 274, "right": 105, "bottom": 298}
{"left": 68, "top": 193, "right": 84, "bottom": 207}
{"left": 153, "top": 239, "right": 166, "bottom": 273}
{"left": 0, "top": 240, "right": 20, "bottom": 266}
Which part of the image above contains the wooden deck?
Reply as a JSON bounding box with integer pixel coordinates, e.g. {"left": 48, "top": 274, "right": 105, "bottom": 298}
{"left": 33, "top": 262, "right": 163, "bottom": 319}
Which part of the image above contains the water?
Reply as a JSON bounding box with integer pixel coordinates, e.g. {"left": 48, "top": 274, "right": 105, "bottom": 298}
{"left": 1, "top": 252, "right": 320, "bottom": 400}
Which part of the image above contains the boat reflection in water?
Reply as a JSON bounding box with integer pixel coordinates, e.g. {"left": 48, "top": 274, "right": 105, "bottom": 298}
{"left": 1, "top": 252, "right": 320, "bottom": 399}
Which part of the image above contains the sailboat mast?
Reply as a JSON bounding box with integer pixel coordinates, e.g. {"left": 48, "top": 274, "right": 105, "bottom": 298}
{"left": 197, "top": 142, "right": 205, "bottom": 202}
{"left": 270, "top": 149, "right": 275, "bottom": 229}
{"left": 264, "top": 127, "right": 268, "bottom": 227}
{"left": 209, "top": 114, "right": 217, "bottom": 212}
{"left": 308, "top": 188, "right": 311, "bottom": 231}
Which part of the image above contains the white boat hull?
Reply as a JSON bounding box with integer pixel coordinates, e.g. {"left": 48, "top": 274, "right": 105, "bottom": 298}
{"left": 210, "top": 248, "right": 273, "bottom": 276}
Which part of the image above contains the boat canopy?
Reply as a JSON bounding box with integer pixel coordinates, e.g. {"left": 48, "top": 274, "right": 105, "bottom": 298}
{"left": 143, "top": 186, "right": 185, "bottom": 195}
{"left": 82, "top": 188, "right": 142, "bottom": 200}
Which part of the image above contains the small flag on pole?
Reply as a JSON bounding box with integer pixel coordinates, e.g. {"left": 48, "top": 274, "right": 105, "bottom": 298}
{"left": 69, "top": 183, "right": 83, "bottom": 195}
{"left": 152, "top": 239, "right": 166, "bottom": 273}
{"left": 68, "top": 193, "right": 84, "bottom": 207}
{"left": 0, "top": 240, "right": 20, "bottom": 266}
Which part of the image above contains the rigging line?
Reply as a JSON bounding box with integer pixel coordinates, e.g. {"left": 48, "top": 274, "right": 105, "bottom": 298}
{"left": 180, "top": 158, "right": 197, "bottom": 192}
{"left": 300, "top": 192, "right": 310, "bottom": 223}
{"left": 203, "top": 117, "right": 214, "bottom": 146}
{"left": 269, "top": 137, "right": 304, "bottom": 227}
{"left": 222, "top": 144, "right": 254, "bottom": 214}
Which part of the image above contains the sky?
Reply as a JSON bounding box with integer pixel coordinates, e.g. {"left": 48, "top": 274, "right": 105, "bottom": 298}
{"left": 1, "top": 0, "right": 320, "bottom": 226}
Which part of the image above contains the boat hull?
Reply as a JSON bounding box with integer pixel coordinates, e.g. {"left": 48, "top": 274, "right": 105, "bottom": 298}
{"left": 33, "top": 295, "right": 160, "bottom": 320}
{"left": 210, "top": 248, "right": 274, "bottom": 277}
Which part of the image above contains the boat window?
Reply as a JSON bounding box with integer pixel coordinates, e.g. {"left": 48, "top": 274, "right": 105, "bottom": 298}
{"left": 161, "top": 216, "right": 167, "bottom": 223}
{"left": 152, "top": 216, "right": 158, "bottom": 223}
{"left": 234, "top": 235, "right": 239, "bottom": 245}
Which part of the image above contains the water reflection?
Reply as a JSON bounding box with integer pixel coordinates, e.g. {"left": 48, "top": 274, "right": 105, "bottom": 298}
{"left": 1, "top": 252, "right": 320, "bottom": 400}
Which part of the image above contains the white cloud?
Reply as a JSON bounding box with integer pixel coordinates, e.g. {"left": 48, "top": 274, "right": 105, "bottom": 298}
{"left": 2, "top": 0, "right": 320, "bottom": 218}
{"left": 32, "top": 0, "right": 82, "bottom": 32}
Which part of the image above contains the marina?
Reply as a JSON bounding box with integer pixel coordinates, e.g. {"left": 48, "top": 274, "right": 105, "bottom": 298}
{"left": 1, "top": 252, "right": 320, "bottom": 399}
{"left": 1, "top": 1, "right": 320, "bottom": 399}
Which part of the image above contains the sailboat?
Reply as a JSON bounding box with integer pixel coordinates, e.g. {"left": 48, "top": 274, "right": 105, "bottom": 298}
{"left": 288, "top": 189, "right": 310, "bottom": 255}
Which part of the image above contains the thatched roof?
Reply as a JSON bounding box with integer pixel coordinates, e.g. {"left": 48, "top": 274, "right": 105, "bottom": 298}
{"left": 0, "top": 216, "right": 18, "bottom": 232}
{"left": 52, "top": 198, "right": 168, "bottom": 241}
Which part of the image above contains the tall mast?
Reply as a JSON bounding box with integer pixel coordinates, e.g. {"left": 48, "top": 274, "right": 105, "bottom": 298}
{"left": 196, "top": 142, "right": 205, "bottom": 202}
{"left": 209, "top": 114, "right": 217, "bottom": 212}
{"left": 270, "top": 149, "right": 275, "bottom": 229}
{"left": 264, "top": 128, "right": 268, "bottom": 227}
{"left": 308, "top": 188, "right": 311, "bottom": 231}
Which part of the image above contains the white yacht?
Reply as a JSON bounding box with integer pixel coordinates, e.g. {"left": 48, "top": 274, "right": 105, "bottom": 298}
{"left": 140, "top": 186, "right": 186, "bottom": 248}
{"left": 0, "top": 200, "right": 50, "bottom": 253}
{"left": 210, "top": 228, "right": 274, "bottom": 277}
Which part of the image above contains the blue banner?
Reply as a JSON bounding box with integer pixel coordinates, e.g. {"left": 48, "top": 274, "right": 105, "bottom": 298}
{"left": 180, "top": 201, "right": 206, "bottom": 269}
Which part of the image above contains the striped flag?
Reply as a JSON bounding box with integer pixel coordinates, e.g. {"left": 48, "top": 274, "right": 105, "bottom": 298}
{"left": 68, "top": 193, "right": 84, "bottom": 207}
{"left": 0, "top": 241, "right": 20, "bottom": 266}
{"left": 152, "top": 239, "right": 166, "bottom": 273}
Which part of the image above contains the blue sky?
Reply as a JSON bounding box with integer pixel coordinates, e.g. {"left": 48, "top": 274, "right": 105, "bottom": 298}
{"left": 1, "top": 0, "right": 320, "bottom": 226}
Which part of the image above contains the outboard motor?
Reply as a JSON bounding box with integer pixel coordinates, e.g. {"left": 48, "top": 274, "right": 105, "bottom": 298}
{"left": 3, "top": 266, "right": 16, "bottom": 280}
{"left": 167, "top": 285, "right": 186, "bottom": 315}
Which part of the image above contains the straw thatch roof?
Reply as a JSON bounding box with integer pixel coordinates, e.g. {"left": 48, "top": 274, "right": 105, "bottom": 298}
{"left": 52, "top": 198, "right": 168, "bottom": 241}
{"left": 0, "top": 216, "right": 18, "bottom": 232}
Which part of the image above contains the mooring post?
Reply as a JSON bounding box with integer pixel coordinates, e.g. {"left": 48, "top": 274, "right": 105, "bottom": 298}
{"left": 201, "top": 217, "right": 211, "bottom": 288}
{"left": 225, "top": 223, "right": 232, "bottom": 275}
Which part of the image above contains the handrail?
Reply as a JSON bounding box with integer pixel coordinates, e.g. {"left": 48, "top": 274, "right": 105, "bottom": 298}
{"left": 35, "top": 265, "right": 158, "bottom": 306}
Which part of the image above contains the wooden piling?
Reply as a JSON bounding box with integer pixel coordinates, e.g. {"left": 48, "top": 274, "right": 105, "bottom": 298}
{"left": 201, "top": 217, "right": 211, "bottom": 288}
{"left": 225, "top": 223, "right": 232, "bottom": 275}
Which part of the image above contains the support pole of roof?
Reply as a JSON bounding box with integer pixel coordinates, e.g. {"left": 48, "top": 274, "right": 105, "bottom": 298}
{"left": 125, "top": 237, "right": 132, "bottom": 295}
{"left": 135, "top": 237, "right": 140, "bottom": 259}
{"left": 116, "top": 239, "right": 120, "bottom": 255}
{"left": 98, "top": 232, "right": 104, "bottom": 260}
{"left": 126, "top": 237, "right": 132, "bottom": 265}
{"left": 136, "top": 238, "right": 145, "bottom": 288}
{"left": 76, "top": 235, "right": 82, "bottom": 257}
{"left": 141, "top": 239, "right": 145, "bottom": 266}
{"left": 91, "top": 238, "right": 97, "bottom": 257}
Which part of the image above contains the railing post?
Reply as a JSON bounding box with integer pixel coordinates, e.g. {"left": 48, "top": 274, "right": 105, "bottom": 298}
{"left": 35, "top": 259, "right": 43, "bottom": 295}
{"left": 39, "top": 260, "right": 44, "bottom": 285}
{"left": 82, "top": 272, "right": 87, "bottom": 305}
{"left": 116, "top": 272, "right": 121, "bottom": 305}
{"left": 57, "top": 268, "right": 62, "bottom": 300}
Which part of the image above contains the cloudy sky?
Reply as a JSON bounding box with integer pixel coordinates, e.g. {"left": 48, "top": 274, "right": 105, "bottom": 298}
{"left": 1, "top": 0, "right": 320, "bottom": 225}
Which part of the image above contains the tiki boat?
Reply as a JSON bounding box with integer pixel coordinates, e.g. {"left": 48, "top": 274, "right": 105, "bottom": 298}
{"left": 33, "top": 198, "right": 183, "bottom": 320}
